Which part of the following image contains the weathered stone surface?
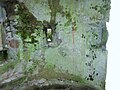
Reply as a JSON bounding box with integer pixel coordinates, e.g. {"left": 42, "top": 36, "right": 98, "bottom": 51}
{"left": 0, "top": 0, "right": 110, "bottom": 90}
{"left": 0, "top": 24, "right": 3, "bottom": 50}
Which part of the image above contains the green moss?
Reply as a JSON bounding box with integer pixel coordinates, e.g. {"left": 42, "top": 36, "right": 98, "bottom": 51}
{"left": 98, "top": 4, "right": 110, "bottom": 15}
{"left": 91, "top": 3, "right": 110, "bottom": 15}
{"left": 0, "top": 60, "right": 19, "bottom": 74}
{"left": 48, "top": 0, "right": 63, "bottom": 24}
{"left": 38, "top": 64, "right": 86, "bottom": 83}
{"left": 34, "top": 0, "right": 40, "bottom": 4}
{"left": 0, "top": 76, "right": 27, "bottom": 90}
{"left": 15, "top": 3, "right": 42, "bottom": 44}
{"left": 0, "top": 54, "right": 5, "bottom": 62}
{"left": 101, "top": 29, "right": 108, "bottom": 46}
{"left": 64, "top": 11, "right": 72, "bottom": 26}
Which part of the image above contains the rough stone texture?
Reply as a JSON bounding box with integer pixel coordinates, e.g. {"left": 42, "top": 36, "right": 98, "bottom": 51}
{"left": 0, "top": 0, "right": 110, "bottom": 90}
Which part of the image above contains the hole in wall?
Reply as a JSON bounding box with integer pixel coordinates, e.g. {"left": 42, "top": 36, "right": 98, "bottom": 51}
{"left": 43, "top": 25, "right": 53, "bottom": 43}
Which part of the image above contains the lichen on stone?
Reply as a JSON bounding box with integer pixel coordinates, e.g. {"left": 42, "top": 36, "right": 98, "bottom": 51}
{"left": 0, "top": 0, "right": 110, "bottom": 90}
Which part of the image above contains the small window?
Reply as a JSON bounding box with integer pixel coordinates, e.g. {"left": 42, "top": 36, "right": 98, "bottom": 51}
{"left": 47, "top": 28, "right": 52, "bottom": 42}
{"left": 43, "top": 24, "right": 53, "bottom": 43}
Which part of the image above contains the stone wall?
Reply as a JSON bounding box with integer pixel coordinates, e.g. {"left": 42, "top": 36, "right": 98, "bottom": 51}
{"left": 0, "top": 0, "right": 110, "bottom": 90}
